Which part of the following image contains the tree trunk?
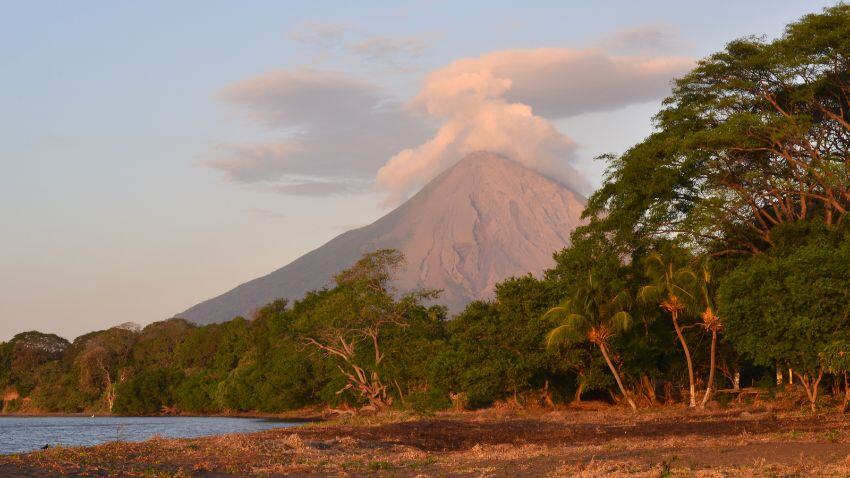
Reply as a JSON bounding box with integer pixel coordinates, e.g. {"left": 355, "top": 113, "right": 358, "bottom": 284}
{"left": 699, "top": 329, "right": 718, "bottom": 408}
{"left": 572, "top": 379, "right": 586, "bottom": 405}
{"left": 671, "top": 310, "right": 696, "bottom": 407}
{"left": 542, "top": 379, "right": 555, "bottom": 409}
{"left": 795, "top": 370, "right": 823, "bottom": 412}
{"left": 393, "top": 379, "right": 406, "bottom": 405}
{"left": 99, "top": 360, "right": 115, "bottom": 412}
{"left": 641, "top": 375, "right": 657, "bottom": 405}
{"left": 843, "top": 372, "right": 849, "bottom": 414}
{"left": 598, "top": 343, "right": 637, "bottom": 411}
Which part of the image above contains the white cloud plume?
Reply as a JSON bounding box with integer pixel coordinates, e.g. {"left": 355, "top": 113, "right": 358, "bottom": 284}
{"left": 376, "top": 47, "right": 692, "bottom": 204}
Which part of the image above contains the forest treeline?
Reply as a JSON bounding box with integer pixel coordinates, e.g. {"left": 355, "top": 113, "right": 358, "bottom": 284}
{"left": 3, "top": 5, "right": 850, "bottom": 415}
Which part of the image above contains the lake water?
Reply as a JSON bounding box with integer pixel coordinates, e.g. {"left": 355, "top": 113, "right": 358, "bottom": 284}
{"left": 0, "top": 416, "right": 301, "bottom": 455}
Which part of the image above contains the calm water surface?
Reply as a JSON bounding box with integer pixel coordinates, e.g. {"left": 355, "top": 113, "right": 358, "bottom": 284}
{"left": 0, "top": 416, "right": 301, "bottom": 455}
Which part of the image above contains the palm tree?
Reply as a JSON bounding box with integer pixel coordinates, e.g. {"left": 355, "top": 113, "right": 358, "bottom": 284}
{"left": 696, "top": 263, "right": 722, "bottom": 408}
{"left": 638, "top": 252, "right": 698, "bottom": 407}
{"left": 545, "top": 275, "right": 637, "bottom": 411}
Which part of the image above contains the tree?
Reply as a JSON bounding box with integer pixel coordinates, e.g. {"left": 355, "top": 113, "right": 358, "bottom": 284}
{"left": 178, "top": 317, "right": 251, "bottom": 376}
{"left": 113, "top": 368, "right": 183, "bottom": 415}
{"left": 578, "top": 4, "right": 850, "bottom": 255}
{"left": 436, "top": 301, "right": 513, "bottom": 408}
{"left": 302, "top": 249, "right": 438, "bottom": 411}
{"left": 5, "top": 331, "right": 70, "bottom": 396}
{"left": 638, "top": 250, "right": 699, "bottom": 407}
{"left": 435, "top": 275, "right": 568, "bottom": 409}
{"left": 719, "top": 222, "right": 850, "bottom": 411}
{"left": 546, "top": 275, "right": 637, "bottom": 411}
{"left": 820, "top": 338, "right": 850, "bottom": 413}
{"left": 555, "top": 345, "right": 611, "bottom": 405}
{"left": 695, "top": 263, "right": 722, "bottom": 408}
{"left": 132, "top": 319, "right": 194, "bottom": 369}
{"left": 73, "top": 327, "right": 137, "bottom": 411}
{"left": 377, "top": 303, "right": 448, "bottom": 410}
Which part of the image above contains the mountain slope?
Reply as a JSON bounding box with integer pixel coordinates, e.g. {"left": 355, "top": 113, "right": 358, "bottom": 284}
{"left": 178, "top": 152, "right": 586, "bottom": 324}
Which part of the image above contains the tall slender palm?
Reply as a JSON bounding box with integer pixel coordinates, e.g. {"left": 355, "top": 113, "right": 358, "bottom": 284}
{"left": 696, "top": 264, "right": 722, "bottom": 408}
{"left": 638, "top": 252, "right": 698, "bottom": 407}
{"left": 545, "top": 275, "right": 637, "bottom": 411}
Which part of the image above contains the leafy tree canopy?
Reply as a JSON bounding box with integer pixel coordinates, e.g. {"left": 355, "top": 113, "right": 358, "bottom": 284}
{"left": 719, "top": 221, "right": 850, "bottom": 372}
{"left": 580, "top": 4, "right": 850, "bottom": 255}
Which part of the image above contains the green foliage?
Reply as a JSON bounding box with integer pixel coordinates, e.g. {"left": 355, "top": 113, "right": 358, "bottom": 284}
{"left": 820, "top": 339, "right": 850, "bottom": 376}
{"left": 579, "top": 4, "right": 850, "bottom": 255}
{"left": 432, "top": 274, "right": 570, "bottom": 408}
{"left": 438, "top": 301, "right": 518, "bottom": 407}
{"left": 637, "top": 248, "right": 697, "bottom": 312}
{"left": 296, "top": 249, "right": 444, "bottom": 409}
{"left": 0, "top": 340, "right": 12, "bottom": 390}
{"left": 29, "top": 362, "right": 88, "bottom": 413}
{"left": 546, "top": 240, "right": 635, "bottom": 349}
{"left": 113, "top": 368, "right": 183, "bottom": 415}
{"left": 4, "top": 331, "right": 70, "bottom": 396}
{"left": 404, "top": 387, "right": 452, "bottom": 413}
{"left": 719, "top": 223, "right": 850, "bottom": 373}
{"left": 546, "top": 259, "right": 638, "bottom": 409}
{"left": 133, "top": 319, "right": 194, "bottom": 369}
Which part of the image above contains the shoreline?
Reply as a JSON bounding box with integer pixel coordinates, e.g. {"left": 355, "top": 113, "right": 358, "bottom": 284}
{"left": 0, "top": 408, "right": 324, "bottom": 422}
{"left": 3, "top": 405, "right": 850, "bottom": 476}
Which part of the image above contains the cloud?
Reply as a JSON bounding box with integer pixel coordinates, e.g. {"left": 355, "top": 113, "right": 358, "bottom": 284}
{"left": 209, "top": 142, "right": 300, "bottom": 183}
{"left": 209, "top": 69, "right": 432, "bottom": 194}
{"left": 247, "top": 208, "right": 287, "bottom": 220}
{"left": 290, "top": 21, "right": 427, "bottom": 71}
{"left": 271, "top": 178, "right": 373, "bottom": 196}
{"left": 290, "top": 22, "right": 351, "bottom": 48}
{"left": 211, "top": 46, "right": 690, "bottom": 203}
{"left": 349, "top": 37, "right": 426, "bottom": 71}
{"left": 376, "top": 48, "right": 692, "bottom": 204}
{"left": 445, "top": 48, "right": 693, "bottom": 119}
{"left": 377, "top": 95, "right": 581, "bottom": 206}
{"left": 599, "top": 24, "right": 681, "bottom": 55}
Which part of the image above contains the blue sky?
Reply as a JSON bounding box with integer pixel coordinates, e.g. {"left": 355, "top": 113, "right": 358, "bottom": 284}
{"left": 0, "top": 1, "right": 837, "bottom": 340}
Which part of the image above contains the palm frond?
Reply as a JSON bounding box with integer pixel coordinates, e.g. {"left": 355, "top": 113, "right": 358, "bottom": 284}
{"left": 637, "top": 284, "right": 661, "bottom": 304}
{"left": 674, "top": 268, "right": 698, "bottom": 284}
{"left": 671, "top": 283, "right": 694, "bottom": 300}
{"left": 646, "top": 252, "right": 665, "bottom": 269}
{"left": 542, "top": 305, "right": 569, "bottom": 321}
{"left": 610, "top": 311, "right": 633, "bottom": 332}
{"left": 700, "top": 264, "right": 712, "bottom": 284}
{"left": 611, "top": 289, "right": 633, "bottom": 309}
{"left": 546, "top": 316, "right": 587, "bottom": 347}
{"left": 546, "top": 325, "right": 571, "bottom": 348}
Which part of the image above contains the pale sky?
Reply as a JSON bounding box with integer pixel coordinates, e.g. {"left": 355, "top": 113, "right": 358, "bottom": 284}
{"left": 0, "top": 1, "right": 837, "bottom": 341}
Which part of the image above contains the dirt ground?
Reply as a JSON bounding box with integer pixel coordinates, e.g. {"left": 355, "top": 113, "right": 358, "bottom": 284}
{"left": 3, "top": 405, "right": 850, "bottom": 477}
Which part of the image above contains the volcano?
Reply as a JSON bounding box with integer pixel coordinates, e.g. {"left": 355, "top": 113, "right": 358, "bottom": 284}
{"left": 179, "top": 152, "right": 586, "bottom": 324}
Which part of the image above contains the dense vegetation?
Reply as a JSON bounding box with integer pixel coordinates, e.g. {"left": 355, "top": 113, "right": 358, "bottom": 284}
{"left": 3, "top": 5, "right": 850, "bottom": 415}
